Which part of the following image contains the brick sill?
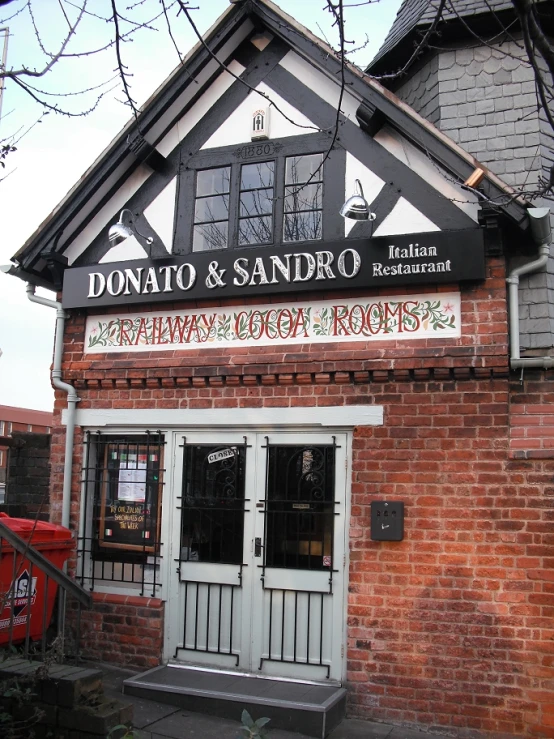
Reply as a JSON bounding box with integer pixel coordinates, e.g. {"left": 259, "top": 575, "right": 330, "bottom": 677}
{"left": 91, "top": 591, "right": 163, "bottom": 608}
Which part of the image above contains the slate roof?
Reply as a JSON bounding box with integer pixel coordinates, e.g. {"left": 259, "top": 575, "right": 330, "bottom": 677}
{"left": 368, "top": 0, "right": 514, "bottom": 71}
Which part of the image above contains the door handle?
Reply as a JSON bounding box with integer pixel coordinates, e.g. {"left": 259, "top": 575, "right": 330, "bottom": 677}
{"left": 254, "top": 537, "right": 263, "bottom": 557}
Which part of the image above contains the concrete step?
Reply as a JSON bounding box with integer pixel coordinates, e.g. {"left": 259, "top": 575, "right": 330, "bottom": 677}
{"left": 123, "top": 664, "right": 346, "bottom": 738}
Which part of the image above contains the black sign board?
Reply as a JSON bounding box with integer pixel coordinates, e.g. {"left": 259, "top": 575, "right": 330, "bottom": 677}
{"left": 101, "top": 501, "right": 157, "bottom": 551}
{"left": 62, "top": 230, "right": 485, "bottom": 310}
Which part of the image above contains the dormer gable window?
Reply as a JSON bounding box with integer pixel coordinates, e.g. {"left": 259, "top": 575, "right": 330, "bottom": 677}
{"left": 187, "top": 146, "right": 326, "bottom": 253}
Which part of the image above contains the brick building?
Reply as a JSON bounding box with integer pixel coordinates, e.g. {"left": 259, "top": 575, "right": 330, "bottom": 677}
{"left": 0, "top": 405, "right": 52, "bottom": 503}
{"left": 4, "top": 1, "right": 553, "bottom": 737}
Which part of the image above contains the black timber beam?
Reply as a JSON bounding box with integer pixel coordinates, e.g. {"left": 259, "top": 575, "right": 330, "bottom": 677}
{"left": 14, "top": 2, "right": 252, "bottom": 275}
{"left": 253, "top": 0, "right": 529, "bottom": 229}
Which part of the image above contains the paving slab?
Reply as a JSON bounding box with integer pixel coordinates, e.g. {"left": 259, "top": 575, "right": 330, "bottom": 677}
{"left": 327, "top": 718, "right": 392, "bottom": 738}
{"left": 122, "top": 694, "right": 182, "bottom": 731}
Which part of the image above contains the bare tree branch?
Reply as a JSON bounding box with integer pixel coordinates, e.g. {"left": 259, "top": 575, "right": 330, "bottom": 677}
{"left": 3, "top": 0, "right": 87, "bottom": 80}
{"left": 370, "top": 0, "right": 447, "bottom": 82}
{"left": 110, "top": 0, "right": 139, "bottom": 118}
{"left": 175, "top": 0, "right": 322, "bottom": 133}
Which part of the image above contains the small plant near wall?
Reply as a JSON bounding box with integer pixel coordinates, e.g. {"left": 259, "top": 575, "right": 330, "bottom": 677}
{"left": 107, "top": 724, "right": 135, "bottom": 738}
{"left": 0, "top": 677, "right": 44, "bottom": 739}
{"left": 238, "top": 709, "right": 271, "bottom": 738}
{"left": 107, "top": 709, "right": 272, "bottom": 739}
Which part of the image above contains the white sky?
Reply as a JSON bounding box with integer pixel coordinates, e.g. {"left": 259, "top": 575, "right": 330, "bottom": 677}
{"left": 0, "top": 0, "right": 402, "bottom": 411}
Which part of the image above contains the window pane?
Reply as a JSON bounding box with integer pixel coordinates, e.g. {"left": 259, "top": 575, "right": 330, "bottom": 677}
{"left": 193, "top": 221, "right": 228, "bottom": 251}
{"left": 194, "top": 194, "right": 229, "bottom": 223}
{"left": 265, "top": 445, "right": 335, "bottom": 571}
{"left": 181, "top": 444, "right": 246, "bottom": 565}
{"left": 93, "top": 437, "right": 164, "bottom": 555}
{"left": 240, "top": 161, "right": 274, "bottom": 190}
{"left": 283, "top": 211, "right": 322, "bottom": 242}
{"left": 196, "top": 167, "right": 230, "bottom": 197}
{"left": 240, "top": 188, "right": 273, "bottom": 217}
{"left": 285, "top": 154, "right": 323, "bottom": 185}
{"left": 238, "top": 216, "right": 273, "bottom": 245}
{"left": 284, "top": 183, "right": 322, "bottom": 213}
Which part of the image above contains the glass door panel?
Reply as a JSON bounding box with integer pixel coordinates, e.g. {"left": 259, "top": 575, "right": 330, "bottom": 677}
{"left": 265, "top": 445, "right": 335, "bottom": 571}
{"left": 180, "top": 443, "right": 246, "bottom": 565}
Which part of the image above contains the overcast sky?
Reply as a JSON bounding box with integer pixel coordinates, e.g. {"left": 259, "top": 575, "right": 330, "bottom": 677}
{"left": 0, "top": 0, "right": 401, "bottom": 412}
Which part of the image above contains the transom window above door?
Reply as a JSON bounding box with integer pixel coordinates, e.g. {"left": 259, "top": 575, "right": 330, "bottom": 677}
{"left": 192, "top": 153, "right": 324, "bottom": 252}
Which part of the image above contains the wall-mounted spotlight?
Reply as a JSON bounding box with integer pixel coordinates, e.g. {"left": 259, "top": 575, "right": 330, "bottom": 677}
{"left": 340, "top": 179, "right": 376, "bottom": 222}
{"left": 108, "top": 209, "right": 153, "bottom": 247}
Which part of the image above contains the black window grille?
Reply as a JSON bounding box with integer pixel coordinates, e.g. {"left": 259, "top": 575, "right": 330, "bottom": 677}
{"left": 264, "top": 444, "right": 335, "bottom": 571}
{"left": 77, "top": 431, "right": 165, "bottom": 595}
{"left": 180, "top": 442, "right": 246, "bottom": 564}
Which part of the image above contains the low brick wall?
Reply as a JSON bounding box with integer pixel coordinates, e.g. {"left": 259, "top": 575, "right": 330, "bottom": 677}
{"left": 0, "top": 657, "right": 132, "bottom": 738}
{"left": 76, "top": 592, "right": 164, "bottom": 670}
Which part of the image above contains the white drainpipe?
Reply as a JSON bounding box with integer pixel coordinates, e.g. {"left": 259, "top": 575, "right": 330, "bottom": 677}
{"left": 506, "top": 207, "right": 553, "bottom": 370}
{"left": 26, "top": 284, "right": 79, "bottom": 529}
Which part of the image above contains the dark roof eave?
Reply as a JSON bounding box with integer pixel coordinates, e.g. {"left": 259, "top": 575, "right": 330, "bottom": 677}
{"left": 12, "top": 0, "right": 251, "bottom": 275}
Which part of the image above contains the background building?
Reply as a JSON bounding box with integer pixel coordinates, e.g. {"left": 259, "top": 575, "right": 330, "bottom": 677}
{"left": 0, "top": 404, "right": 52, "bottom": 503}
{"left": 368, "top": 0, "right": 554, "bottom": 354}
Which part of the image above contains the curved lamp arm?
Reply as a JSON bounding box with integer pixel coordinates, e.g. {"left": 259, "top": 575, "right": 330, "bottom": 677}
{"left": 117, "top": 208, "right": 154, "bottom": 245}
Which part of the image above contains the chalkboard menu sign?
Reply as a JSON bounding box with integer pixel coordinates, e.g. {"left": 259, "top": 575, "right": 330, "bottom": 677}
{"left": 99, "top": 441, "right": 163, "bottom": 552}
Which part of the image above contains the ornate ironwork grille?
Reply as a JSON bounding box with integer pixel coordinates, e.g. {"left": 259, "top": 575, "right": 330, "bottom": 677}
{"left": 179, "top": 442, "right": 247, "bottom": 564}
{"left": 265, "top": 444, "right": 335, "bottom": 570}
{"left": 259, "top": 441, "right": 337, "bottom": 676}
{"left": 77, "top": 431, "right": 165, "bottom": 596}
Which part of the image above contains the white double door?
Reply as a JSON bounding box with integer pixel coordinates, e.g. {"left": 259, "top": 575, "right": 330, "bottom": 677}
{"left": 167, "top": 431, "right": 348, "bottom": 682}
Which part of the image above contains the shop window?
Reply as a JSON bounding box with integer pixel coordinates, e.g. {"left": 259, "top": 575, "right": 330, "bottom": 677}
{"left": 77, "top": 432, "right": 165, "bottom": 595}
{"left": 191, "top": 152, "right": 324, "bottom": 252}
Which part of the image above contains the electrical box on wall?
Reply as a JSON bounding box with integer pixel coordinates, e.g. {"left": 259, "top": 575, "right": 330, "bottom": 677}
{"left": 370, "top": 501, "right": 404, "bottom": 541}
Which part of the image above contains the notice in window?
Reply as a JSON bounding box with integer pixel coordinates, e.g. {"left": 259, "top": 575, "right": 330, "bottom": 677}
{"left": 118, "top": 461, "right": 147, "bottom": 502}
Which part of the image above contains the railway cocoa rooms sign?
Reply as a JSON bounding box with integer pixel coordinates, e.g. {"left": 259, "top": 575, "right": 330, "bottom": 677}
{"left": 85, "top": 292, "right": 462, "bottom": 353}
{"left": 63, "top": 230, "right": 485, "bottom": 309}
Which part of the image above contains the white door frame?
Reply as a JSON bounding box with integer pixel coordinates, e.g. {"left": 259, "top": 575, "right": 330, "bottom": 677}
{"left": 166, "top": 429, "right": 349, "bottom": 682}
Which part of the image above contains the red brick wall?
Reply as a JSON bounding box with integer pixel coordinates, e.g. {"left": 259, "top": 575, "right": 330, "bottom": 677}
{"left": 348, "top": 378, "right": 553, "bottom": 738}
{"left": 48, "top": 262, "right": 554, "bottom": 736}
{"left": 510, "top": 378, "right": 554, "bottom": 459}
{"left": 75, "top": 593, "right": 164, "bottom": 669}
